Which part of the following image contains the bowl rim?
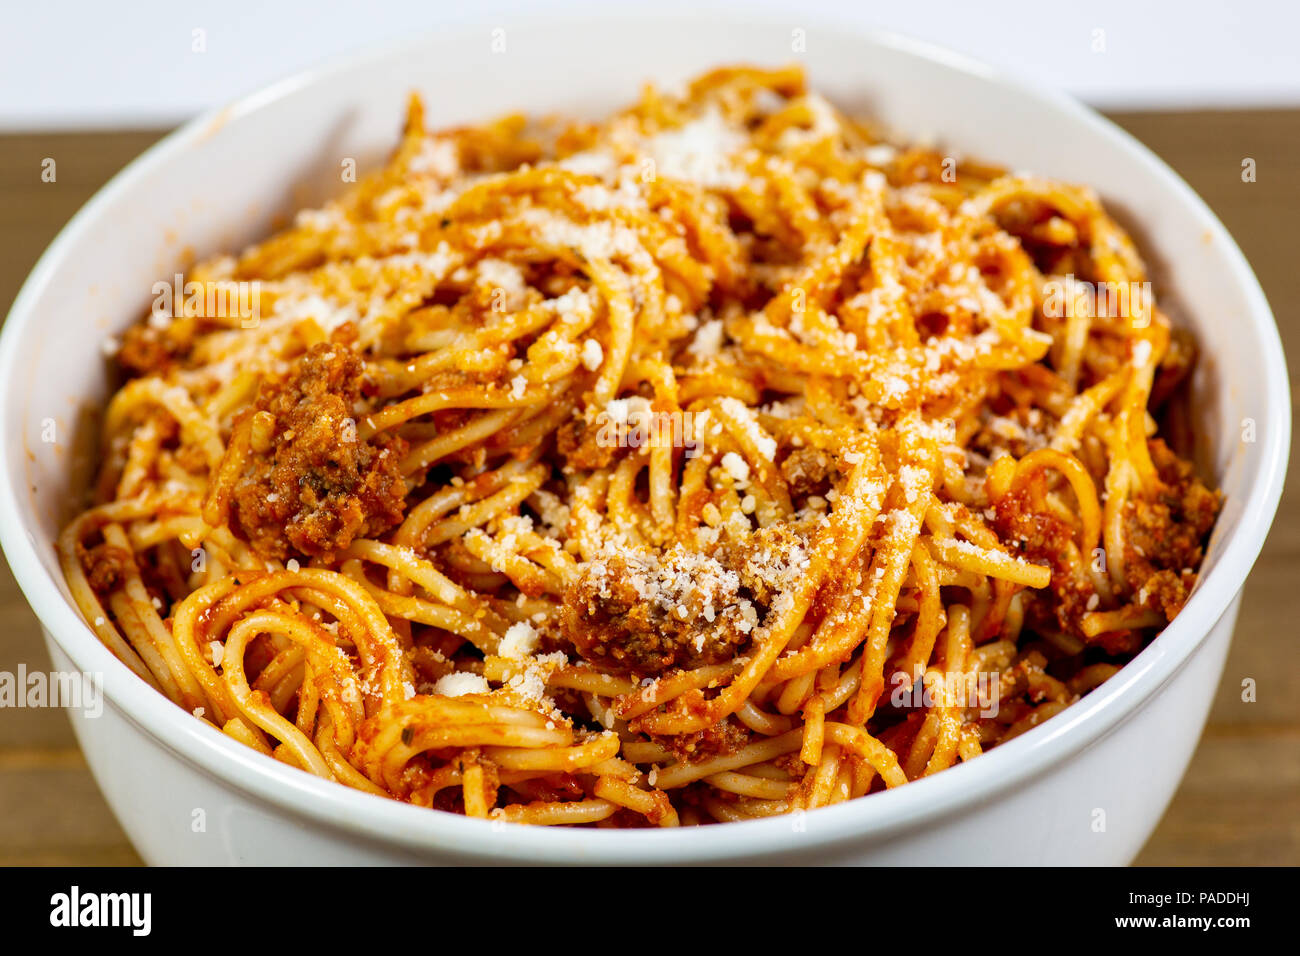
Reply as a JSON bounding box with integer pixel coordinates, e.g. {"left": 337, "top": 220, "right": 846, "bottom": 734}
{"left": 0, "top": 12, "right": 1290, "bottom": 864}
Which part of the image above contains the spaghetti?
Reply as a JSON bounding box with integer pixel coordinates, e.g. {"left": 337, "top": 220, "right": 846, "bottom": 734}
{"left": 61, "top": 66, "right": 1220, "bottom": 826}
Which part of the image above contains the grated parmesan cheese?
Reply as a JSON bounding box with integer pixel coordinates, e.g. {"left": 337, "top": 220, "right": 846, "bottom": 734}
{"left": 500, "top": 621, "right": 540, "bottom": 659}
{"left": 432, "top": 672, "right": 491, "bottom": 697}
{"left": 721, "top": 452, "right": 750, "bottom": 482}
{"left": 581, "top": 338, "right": 604, "bottom": 371}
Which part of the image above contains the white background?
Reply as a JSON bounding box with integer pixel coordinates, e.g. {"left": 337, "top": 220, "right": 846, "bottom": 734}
{"left": 2, "top": 0, "right": 1298, "bottom": 129}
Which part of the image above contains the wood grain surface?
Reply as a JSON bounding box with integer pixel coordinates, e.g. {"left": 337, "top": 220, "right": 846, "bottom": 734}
{"left": 0, "top": 111, "right": 1295, "bottom": 866}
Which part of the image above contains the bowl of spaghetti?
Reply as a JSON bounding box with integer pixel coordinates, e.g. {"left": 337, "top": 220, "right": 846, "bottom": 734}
{"left": 0, "top": 14, "right": 1288, "bottom": 865}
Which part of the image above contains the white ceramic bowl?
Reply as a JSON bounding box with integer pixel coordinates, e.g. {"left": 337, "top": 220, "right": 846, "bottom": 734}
{"left": 0, "top": 12, "right": 1289, "bottom": 865}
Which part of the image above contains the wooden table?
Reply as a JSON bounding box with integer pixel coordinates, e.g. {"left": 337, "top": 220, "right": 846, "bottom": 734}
{"left": 1, "top": 112, "right": 1296, "bottom": 866}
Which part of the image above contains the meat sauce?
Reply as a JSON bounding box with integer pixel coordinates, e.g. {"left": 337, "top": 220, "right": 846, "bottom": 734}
{"left": 230, "top": 332, "right": 408, "bottom": 561}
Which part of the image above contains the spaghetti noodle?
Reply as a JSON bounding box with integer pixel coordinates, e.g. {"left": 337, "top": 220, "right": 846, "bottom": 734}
{"left": 61, "top": 66, "right": 1220, "bottom": 827}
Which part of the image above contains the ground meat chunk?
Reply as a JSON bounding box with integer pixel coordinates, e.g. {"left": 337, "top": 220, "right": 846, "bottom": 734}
{"left": 77, "top": 541, "right": 134, "bottom": 594}
{"left": 716, "top": 524, "right": 811, "bottom": 607}
{"left": 556, "top": 416, "right": 615, "bottom": 471}
{"left": 990, "top": 485, "right": 1096, "bottom": 641}
{"left": 561, "top": 545, "right": 757, "bottom": 675}
{"left": 653, "top": 718, "right": 750, "bottom": 763}
{"left": 779, "top": 445, "right": 837, "bottom": 500}
{"left": 1122, "top": 438, "right": 1221, "bottom": 619}
{"left": 230, "top": 337, "right": 408, "bottom": 561}
{"left": 117, "top": 324, "right": 184, "bottom": 378}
